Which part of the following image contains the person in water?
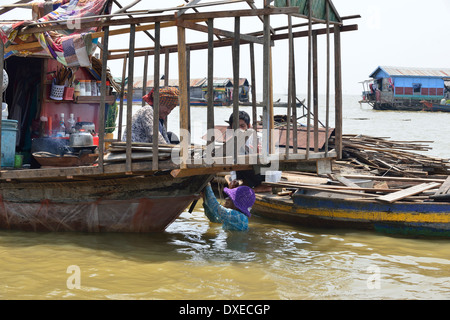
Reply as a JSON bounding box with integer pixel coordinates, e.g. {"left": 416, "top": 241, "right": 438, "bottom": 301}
{"left": 202, "top": 183, "right": 256, "bottom": 231}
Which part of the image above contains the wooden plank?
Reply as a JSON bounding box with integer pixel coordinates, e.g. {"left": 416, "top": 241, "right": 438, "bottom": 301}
{"left": 330, "top": 173, "right": 362, "bottom": 188}
{"left": 376, "top": 182, "right": 441, "bottom": 203}
{"left": 434, "top": 175, "right": 450, "bottom": 196}
{"left": 263, "top": 182, "right": 379, "bottom": 198}
{"left": 342, "top": 174, "right": 446, "bottom": 183}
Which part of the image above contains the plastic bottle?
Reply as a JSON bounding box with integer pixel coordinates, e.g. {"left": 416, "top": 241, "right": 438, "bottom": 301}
{"left": 56, "top": 113, "right": 66, "bottom": 137}
{"left": 2, "top": 102, "right": 8, "bottom": 119}
{"left": 85, "top": 80, "right": 91, "bottom": 97}
{"left": 66, "top": 113, "right": 76, "bottom": 134}
{"left": 79, "top": 80, "right": 86, "bottom": 96}
{"left": 91, "top": 80, "right": 97, "bottom": 96}
{"left": 97, "top": 81, "right": 101, "bottom": 96}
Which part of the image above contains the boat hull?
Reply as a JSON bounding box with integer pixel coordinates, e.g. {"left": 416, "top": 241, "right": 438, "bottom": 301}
{"left": 0, "top": 174, "right": 212, "bottom": 233}
{"left": 252, "top": 194, "right": 450, "bottom": 237}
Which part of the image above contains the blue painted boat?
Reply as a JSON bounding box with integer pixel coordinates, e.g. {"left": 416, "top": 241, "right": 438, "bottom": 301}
{"left": 252, "top": 190, "right": 450, "bottom": 238}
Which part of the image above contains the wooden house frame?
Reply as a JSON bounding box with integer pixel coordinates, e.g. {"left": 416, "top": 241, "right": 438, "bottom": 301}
{"left": 0, "top": 0, "right": 359, "bottom": 179}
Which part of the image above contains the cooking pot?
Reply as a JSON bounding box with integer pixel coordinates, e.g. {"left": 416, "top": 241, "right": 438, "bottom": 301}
{"left": 69, "top": 131, "right": 94, "bottom": 147}
{"left": 75, "top": 122, "right": 96, "bottom": 134}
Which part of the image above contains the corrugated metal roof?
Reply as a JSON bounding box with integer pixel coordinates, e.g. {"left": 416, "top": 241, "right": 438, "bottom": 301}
{"left": 372, "top": 66, "right": 450, "bottom": 78}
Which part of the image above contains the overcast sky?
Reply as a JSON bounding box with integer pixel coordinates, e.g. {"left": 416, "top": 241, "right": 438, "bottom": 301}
{"left": 334, "top": 0, "right": 450, "bottom": 94}
{"left": 2, "top": 0, "right": 449, "bottom": 96}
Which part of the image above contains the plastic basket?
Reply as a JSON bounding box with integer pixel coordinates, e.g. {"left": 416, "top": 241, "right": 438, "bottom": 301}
{"left": 50, "top": 82, "right": 65, "bottom": 100}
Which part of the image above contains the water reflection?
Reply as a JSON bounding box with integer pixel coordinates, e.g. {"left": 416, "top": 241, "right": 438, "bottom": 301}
{"left": 1, "top": 207, "right": 450, "bottom": 299}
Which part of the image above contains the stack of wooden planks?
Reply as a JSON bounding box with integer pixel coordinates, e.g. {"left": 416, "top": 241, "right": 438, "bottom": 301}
{"left": 331, "top": 134, "right": 450, "bottom": 177}
{"left": 103, "top": 142, "right": 177, "bottom": 163}
{"left": 264, "top": 173, "right": 450, "bottom": 204}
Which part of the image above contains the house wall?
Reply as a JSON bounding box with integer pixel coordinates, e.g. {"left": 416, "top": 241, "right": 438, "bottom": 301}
{"left": 393, "top": 76, "right": 445, "bottom": 99}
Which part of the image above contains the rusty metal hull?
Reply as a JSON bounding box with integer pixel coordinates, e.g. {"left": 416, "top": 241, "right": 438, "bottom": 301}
{"left": 0, "top": 174, "right": 211, "bottom": 232}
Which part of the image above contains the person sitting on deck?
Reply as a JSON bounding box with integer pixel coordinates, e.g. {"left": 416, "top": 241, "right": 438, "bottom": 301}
{"left": 122, "top": 87, "right": 179, "bottom": 144}
{"left": 225, "top": 111, "right": 272, "bottom": 193}
{"left": 202, "top": 183, "right": 255, "bottom": 231}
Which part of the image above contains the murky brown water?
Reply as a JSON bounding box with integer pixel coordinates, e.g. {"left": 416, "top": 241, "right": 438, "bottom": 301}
{"left": 1, "top": 96, "right": 450, "bottom": 300}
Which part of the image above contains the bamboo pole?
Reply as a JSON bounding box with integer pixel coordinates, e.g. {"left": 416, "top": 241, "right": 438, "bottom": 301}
{"left": 152, "top": 22, "right": 160, "bottom": 171}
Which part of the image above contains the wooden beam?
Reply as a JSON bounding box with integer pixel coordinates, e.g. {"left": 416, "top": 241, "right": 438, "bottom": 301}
{"left": 176, "top": 20, "right": 268, "bottom": 45}
{"left": 106, "top": 24, "right": 359, "bottom": 60}
{"left": 17, "top": 7, "right": 299, "bottom": 35}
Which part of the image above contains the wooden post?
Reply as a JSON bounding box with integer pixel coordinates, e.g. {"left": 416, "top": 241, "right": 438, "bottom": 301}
{"left": 325, "top": 1, "right": 330, "bottom": 157}
{"left": 98, "top": 26, "right": 109, "bottom": 172}
{"left": 152, "top": 22, "right": 160, "bottom": 171}
{"left": 117, "top": 55, "right": 127, "bottom": 142}
{"left": 249, "top": 42, "right": 258, "bottom": 160}
{"left": 207, "top": 18, "right": 215, "bottom": 150}
{"left": 286, "top": 0, "right": 294, "bottom": 159}
{"left": 313, "top": 30, "right": 319, "bottom": 152}
{"left": 177, "top": 25, "right": 189, "bottom": 168}
{"left": 186, "top": 46, "right": 191, "bottom": 137}
{"left": 126, "top": 24, "right": 136, "bottom": 173}
{"left": 164, "top": 48, "right": 170, "bottom": 87}
{"left": 334, "top": 24, "right": 343, "bottom": 160}
{"left": 306, "top": 0, "right": 312, "bottom": 160}
{"left": 233, "top": 16, "right": 240, "bottom": 164}
{"left": 262, "top": 11, "right": 271, "bottom": 159}
{"left": 142, "top": 52, "right": 149, "bottom": 107}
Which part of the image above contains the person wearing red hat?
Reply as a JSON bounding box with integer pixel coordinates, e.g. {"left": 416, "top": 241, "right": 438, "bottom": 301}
{"left": 122, "top": 87, "right": 179, "bottom": 144}
{"left": 202, "top": 183, "right": 256, "bottom": 231}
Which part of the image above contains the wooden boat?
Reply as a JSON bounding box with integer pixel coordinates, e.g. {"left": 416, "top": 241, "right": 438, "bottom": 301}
{"left": 0, "top": 1, "right": 357, "bottom": 233}
{"left": 252, "top": 176, "right": 450, "bottom": 237}
{"left": 0, "top": 172, "right": 211, "bottom": 232}
{"left": 421, "top": 101, "right": 450, "bottom": 112}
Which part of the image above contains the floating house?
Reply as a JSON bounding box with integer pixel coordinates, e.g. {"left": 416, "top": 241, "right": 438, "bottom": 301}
{"left": 361, "top": 66, "right": 450, "bottom": 110}
{"left": 131, "top": 76, "right": 249, "bottom": 106}
{"left": 0, "top": 0, "right": 358, "bottom": 233}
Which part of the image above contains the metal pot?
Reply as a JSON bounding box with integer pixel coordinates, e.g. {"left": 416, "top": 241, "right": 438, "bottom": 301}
{"left": 69, "top": 131, "right": 94, "bottom": 147}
